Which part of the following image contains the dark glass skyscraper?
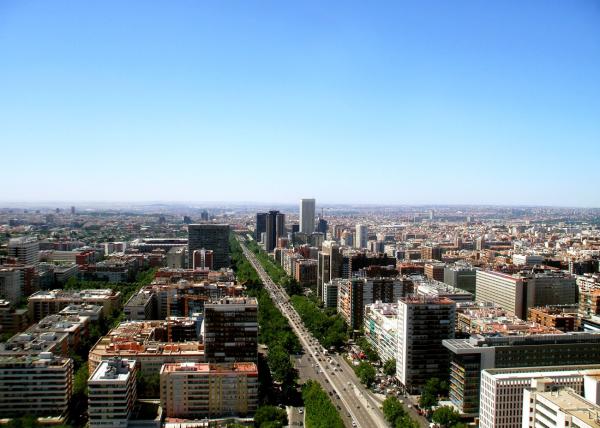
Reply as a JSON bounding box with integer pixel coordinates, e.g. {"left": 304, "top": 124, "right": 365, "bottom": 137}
{"left": 187, "top": 224, "right": 230, "bottom": 269}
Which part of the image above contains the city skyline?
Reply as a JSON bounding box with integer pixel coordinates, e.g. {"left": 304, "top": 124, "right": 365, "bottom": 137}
{"left": 1, "top": 1, "right": 599, "bottom": 206}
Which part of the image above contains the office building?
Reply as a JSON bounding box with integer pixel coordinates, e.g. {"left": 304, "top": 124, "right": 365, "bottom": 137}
{"left": 160, "top": 362, "right": 258, "bottom": 419}
{"left": 8, "top": 236, "right": 39, "bottom": 266}
{"left": 396, "top": 296, "right": 456, "bottom": 393}
{"left": 523, "top": 378, "right": 600, "bottom": 428}
{"left": 317, "top": 241, "right": 343, "bottom": 299}
{"left": 0, "top": 353, "right": 73, "bottom": 420}
{"left": 188, "top": 224, "right": 230, "bottom": 269}
{"left": 317, "top": 217, "right": 328, "bottom": 235}
{"left": 300, "top": 198, "right": 315, "bottom": 234}
{"left": 414, "top": 277, "right": 474, "bottom": 303}
{"left": 255, "top": 213, "right": 267, "bottom": 241}
{"left": 478, "top": 365, "right": 600, "bottom": 428}
{"left": 204, "top": 297, "right": 258, "bottom": 363}
{"left": 476, "top": 270, "right": 577, "bottom": 319}
{"left": 443, "top": 265, "right": 477, "bottom": 295}
{"left": 323, "top": 280, "right": 341, "bottom": 309}
{"left": 363, "top": 301, "right": 398, "bottom": 364}
{"left": 88, "top": 358, "right": 137, "bottom": 428}
{"left": 443, "top": 332, "right": 600, "bottom": 417}
{"left": 355, "top": 224, "right": 368, "bottom": 249}
{"left": 264, "top": 210, "right": 285, "bottom": 252}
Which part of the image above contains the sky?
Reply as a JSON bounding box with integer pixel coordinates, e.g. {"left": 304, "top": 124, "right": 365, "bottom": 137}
{"left": 1, "top": 1, "right": 599, "bottom": 207}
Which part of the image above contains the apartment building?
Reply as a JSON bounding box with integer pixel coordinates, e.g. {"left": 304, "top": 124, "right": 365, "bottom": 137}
{"left": 204, "top": 297, "right": 258, "bottom": 363}
{"left": 28, "top": 289, "right": 121, "bottom": 322}
{"left": 0, "top": 353, "right": 73, "bottom": 420}
{"left": 363, "top": 301, "right": 398, "bottom": 364}
{"left": 160, "top": 362, "right": 258, "bottom": 419}
{"left": 396, "top": 296, "right": 456, "bottom": 393}
{"left": 88, "top": 358, "right": 137, "bottom": 428}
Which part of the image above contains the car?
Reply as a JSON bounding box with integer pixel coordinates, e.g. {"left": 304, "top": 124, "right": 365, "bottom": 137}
{"left": 298, "top": 409, "right": 304, "bottom": 414}
{"left": 352, "top": 422, "right": 357, "bottom": 427}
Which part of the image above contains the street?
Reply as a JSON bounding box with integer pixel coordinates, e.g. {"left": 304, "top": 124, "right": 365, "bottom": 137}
{"left": 237, "top": 236, "right": 388, "bottom": 428}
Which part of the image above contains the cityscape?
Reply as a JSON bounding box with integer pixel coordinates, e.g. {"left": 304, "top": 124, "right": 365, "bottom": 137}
{"left": 1, "top": 201, "right": 600, "bottom": 428}
{"left": 1, "top": 1, "right": 600, "bottom": 428}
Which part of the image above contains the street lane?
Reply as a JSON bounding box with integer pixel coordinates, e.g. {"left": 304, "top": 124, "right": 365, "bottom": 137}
{"left": 237, "top": 236, "right": 388, "bottom": 428}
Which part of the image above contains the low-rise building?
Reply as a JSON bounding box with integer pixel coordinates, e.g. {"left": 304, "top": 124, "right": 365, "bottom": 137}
{"left": 28, "top": 289, "right": 121, "bottom": 322}
{"left": 479, "top": 365, "right": 600, "bottom": 428}
{"left": 528, "top": 305, "right": 578, "bottom": 332}
{"left": 523, "top": 378, "right": 600, "bottom": 428}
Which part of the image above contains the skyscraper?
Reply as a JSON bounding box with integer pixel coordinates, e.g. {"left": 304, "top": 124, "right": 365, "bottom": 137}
{"left": 300, "top": 198, "right": 315, "bottom": 234}
{"left": 355, "top": 224, "right": 368, "bottom": 249}
{"left": 188, "top": 224, "right": 230, "bottom": 269}
{"left": 255, "top": 213, "right": 267, "bottom": 241}
{"left": 264, "top": 210, "right": 285, "bottom": 252}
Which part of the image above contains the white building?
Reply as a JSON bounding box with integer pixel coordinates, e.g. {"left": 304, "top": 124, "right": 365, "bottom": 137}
{"left": 355, "top": 224, "right": 368, "bottom": 249}
{"left": 479, "top": 365, "right": 600, "bottom": 428}
{"left": 300, "top": 198, "right": 315, "bottom": 234}
{"left": 88, "top": 358, "right": 137, "bottom": 428}
{"left": 363, "top": 301, "right": 398, "bottom": 363}
{"left": 522, "top": 377, "right": 600, "bottom": 428}
{"left": 512, "top": 254, "right": 545, "bottom": 266}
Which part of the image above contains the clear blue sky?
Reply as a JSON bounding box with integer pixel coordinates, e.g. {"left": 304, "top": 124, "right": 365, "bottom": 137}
{"left": 1, "top": 1, "right": 599, "bottom": 206}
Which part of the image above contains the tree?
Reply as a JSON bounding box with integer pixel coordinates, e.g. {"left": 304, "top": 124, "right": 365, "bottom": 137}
{"left": 267, "top": 344, "right": 296, "bottom": 384}
{"left": 431, "top": 406, "right": 461, "bottom": 428}
{"left": 137, "top": 371, "right": 160, "bottom": 398}
{"left": 383, "top": 358, "right": 396, "bottom": 376}
{"left": 254, "top": 405, "right": 288, "bottom": 428}
{"left": 419, "top": 391, "right": 438, "bottom": 410}
{"left": 355, "top": 362, "right": 377, "bottom": 387}
{"left": 382, "top": 396, "right": 406, "bottom": 424}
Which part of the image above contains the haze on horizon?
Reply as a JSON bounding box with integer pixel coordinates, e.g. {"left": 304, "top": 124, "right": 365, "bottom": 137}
{"left": 1, "top": 1, "right": 599, "bottom": 207}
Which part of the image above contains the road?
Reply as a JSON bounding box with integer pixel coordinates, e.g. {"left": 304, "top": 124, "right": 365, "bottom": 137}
{"left": 237, "top": 236, "right": 388, "bottom": 428}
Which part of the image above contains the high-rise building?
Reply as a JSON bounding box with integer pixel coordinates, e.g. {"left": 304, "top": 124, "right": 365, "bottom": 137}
{"left": 317, "top": 217, "right": 328, "bottom": 235}
{"left": 317, "top": 241, "right": 343, "bottom": 299}
{"left": 476, "top": 270, "right": 578, "bottom": 319}
{"left": 396, "top": 296, "right": 456, "bottom": 393}
{"left": 355, "top": 224, "right": 368, "bottom": 249}
{"left": 363, "top": 301, "right": 398, "bottom": 364}
{"left": 300, "top": 198, "right": 315, "bottom": 234}
{"left": 160, "top": 362, "right": 258, "bottom": 419}
{"left": 0, "top": 353, "right": 73, "bottom": 420}
{"left": 88, "top": 358, "right": 137, "bottom": 428}
{"left": 8, "top": 236, "right": 39, "bottom": 266}
{"left": 264, "top": 210, "right": 285, "bottom": 252}
{"left": 338, "top": 277, "right": 405, "bottom": 330}
{"left": 204, "top": 297, "right": 258, "bottom": 363}
{"left": 443, "top": 332, "right": 600, "bottom": 417}
{"left": 255, "top": 213, "right": 267, "bottom": 242}
{"left": 188, "top": 224, "right": 230, "bottom": 269}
